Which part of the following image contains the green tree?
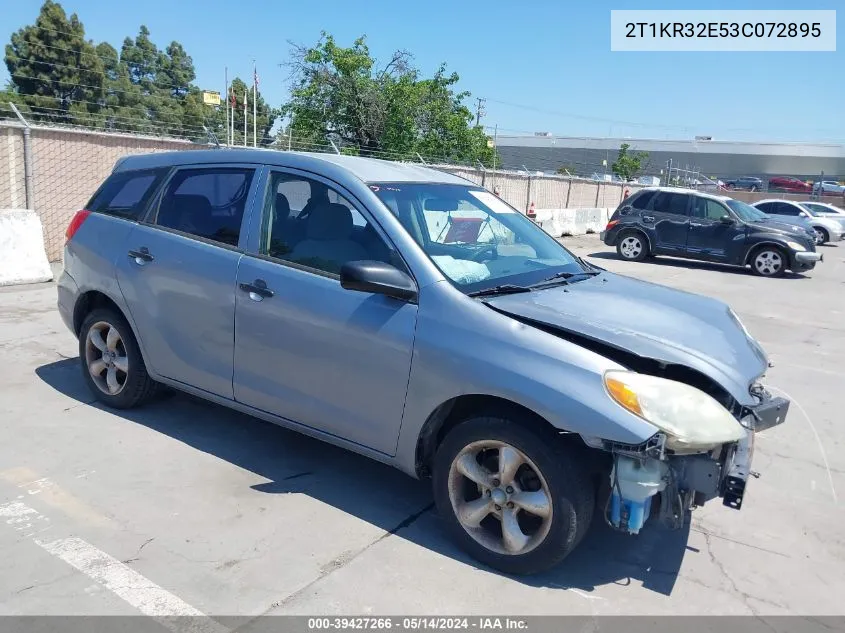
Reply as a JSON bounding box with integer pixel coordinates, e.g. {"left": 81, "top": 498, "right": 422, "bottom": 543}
{"left": 4, "top": 0, "right": 105, "bottom": 123}
{"left": 555, "top": 165, "right": 578, "bottom": 176}
{"left": 282, "top": 33, "right": 497, "bottom": 165}
{"left": 611, "top": 143, "right": 649, "bottom": 181}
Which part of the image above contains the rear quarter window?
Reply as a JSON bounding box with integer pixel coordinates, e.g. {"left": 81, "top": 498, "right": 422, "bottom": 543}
{"left": 88, "top": 168, "right": 169, "bottom": 220}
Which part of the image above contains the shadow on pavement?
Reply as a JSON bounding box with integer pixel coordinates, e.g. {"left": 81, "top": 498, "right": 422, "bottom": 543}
{"left": 36, "top": 357, "right": 691, "bottom": 596}
{"left": 587, "top": 252, "right": 810, "bottom": 279}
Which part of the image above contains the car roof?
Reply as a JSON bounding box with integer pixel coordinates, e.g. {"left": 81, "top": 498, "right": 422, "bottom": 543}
{"left": 752, "top": 198, "right": 802, "bottom": 205}
{"left": 112, "top": 148, "right": 472, "bottom": 186}
{"left": 636, "top": 186, "right": 732, "bottom": 202}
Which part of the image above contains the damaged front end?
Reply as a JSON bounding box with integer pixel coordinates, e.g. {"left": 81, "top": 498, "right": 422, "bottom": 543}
{"left": 588, "top": 384, "right": 789, "bottom": 535}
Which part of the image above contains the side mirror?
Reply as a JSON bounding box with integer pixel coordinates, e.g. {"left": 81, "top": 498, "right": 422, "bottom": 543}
{"left": 799, "top": 211, "right": 808, "bottom": 218}
{"left": 340, "top": 260, "right": 417, "bottom": 302}
{"left": 719, "top": 214, "right": 735, "bottom": 225}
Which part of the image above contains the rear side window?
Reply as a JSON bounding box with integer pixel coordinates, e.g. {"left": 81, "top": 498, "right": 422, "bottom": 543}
{"left": 630, "top": 190, "right": 656, "bottom": 210}
{"left": 88, "top": 169, "right": 168, "bottom": 220}
{"left": 650, "top": 192, "right": 689, "bottom": 216}
{"left": 154, "top": 168, "right": 255, "bottom": 247}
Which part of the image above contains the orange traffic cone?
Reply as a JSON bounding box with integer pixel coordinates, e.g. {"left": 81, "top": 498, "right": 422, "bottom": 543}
{"left": 526, "top": 201, "right": 536, "bottom": 220}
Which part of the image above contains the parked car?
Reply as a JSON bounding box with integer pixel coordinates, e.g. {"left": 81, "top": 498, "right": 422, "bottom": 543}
{"left": 799, "top": 201, "right": 845, "bottom": 219}
{"left": 751, "top": 199, "right": 844, "bottom": 245}
{"left": 59, "top": 150, "right": 790, "bottom": 575}
{"left": 723, "top": 176, "right": 763, "bottom": 191}
{"left": 812, "top": 181, "right": 845, "bottom": 195}
{"left": 768, "top": 176, "right": 812, "bottom": 194}
{"left": 601, "top": 187, "right": 821, "bottom": 277}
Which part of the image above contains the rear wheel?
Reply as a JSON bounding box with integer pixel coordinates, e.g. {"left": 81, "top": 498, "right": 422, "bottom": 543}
{"left": 616, "top": 231, "right": 649, "bottom": 262}
{"left": 79, "top": 308, "right": 158, "bottom": 408}
{"left": 750, "top": 246, "right": 786, "bottom": 277}
{"left": 433, "top": 416, "right": 594, "bottom": 575}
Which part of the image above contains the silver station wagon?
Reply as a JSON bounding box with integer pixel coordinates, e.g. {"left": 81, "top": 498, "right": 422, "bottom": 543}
{"left": 58, "top": 149, "right": 788, "bottom": 574}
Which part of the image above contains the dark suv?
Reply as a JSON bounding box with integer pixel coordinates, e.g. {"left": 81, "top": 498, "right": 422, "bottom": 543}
{"left": 724, "top": 176, "right": 763, "bottom": 192}
{"left": 600, "top": 188, "right": 821, "bottom": 277}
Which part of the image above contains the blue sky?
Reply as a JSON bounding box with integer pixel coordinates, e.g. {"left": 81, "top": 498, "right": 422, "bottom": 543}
{"left": 2, "top": 0, "right": 842, "bottom": 142}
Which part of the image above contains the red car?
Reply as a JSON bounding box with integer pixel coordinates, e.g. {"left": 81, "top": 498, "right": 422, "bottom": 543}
{"left": 768, "top": 176, "right": 813, "bottom": 193}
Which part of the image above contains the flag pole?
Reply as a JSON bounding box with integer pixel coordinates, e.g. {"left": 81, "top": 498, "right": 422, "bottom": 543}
{"left": 253, "top": 61, "right": 258, "bottom": 148}
{"left": 224, "top": 67, "right": 229, "bottom": 146}
{"left": 243, "top": 89, "right": 248, "bottom": 147}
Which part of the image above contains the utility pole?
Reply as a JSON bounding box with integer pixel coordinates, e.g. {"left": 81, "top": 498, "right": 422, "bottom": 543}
{"left": 224, "top": 67, "right": 229, "bottom": 146}
{"left": 474, "top": 97, "right": 486, "bottom": 127}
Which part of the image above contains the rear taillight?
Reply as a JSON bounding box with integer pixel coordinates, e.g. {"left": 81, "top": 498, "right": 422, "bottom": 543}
{"left": 605, "top": 219, "right": 619, "bottom": 230}
{"left": 65, "top": 210, "right": 91, "bottom": 242}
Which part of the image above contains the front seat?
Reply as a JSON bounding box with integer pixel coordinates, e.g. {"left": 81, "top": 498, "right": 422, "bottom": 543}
{"left": 289, "top": 203, "right": 368, "bottom": 273}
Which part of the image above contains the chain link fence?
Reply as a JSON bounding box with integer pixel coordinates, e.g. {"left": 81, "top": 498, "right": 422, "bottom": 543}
{"left": 2, "top": 118, "right": 644, "bottom": 261}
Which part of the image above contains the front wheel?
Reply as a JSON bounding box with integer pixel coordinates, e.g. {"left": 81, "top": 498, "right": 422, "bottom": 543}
{"left": 433, "top": 417, "right": 594, "bottom": 575}
{"left": 750, "top": 246, "right": 786, "bottom": 277}
{"left": 813, "top": 227, "right": 829, "bottom": 245}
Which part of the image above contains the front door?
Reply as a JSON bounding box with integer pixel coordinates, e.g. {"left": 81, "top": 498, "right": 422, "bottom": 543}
{"left": 232, "top": 170, "right": 417, "bottom": 455}
{"left": 645, "top": 191, "right": 691, "bottom": 253}
{"left": 686, "top": 197, "right": 743, "bottom": 261}
{"left": 116, "top": 165, "right": 259, "bottom": 398}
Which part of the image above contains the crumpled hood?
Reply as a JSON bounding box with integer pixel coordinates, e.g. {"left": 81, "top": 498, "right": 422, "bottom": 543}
{"left": 485, "top": 274, "right": 769, "bottom": 406}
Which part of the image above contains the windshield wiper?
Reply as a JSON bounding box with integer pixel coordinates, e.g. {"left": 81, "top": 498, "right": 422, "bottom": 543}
{"left": 466, "top": 284, "right": 533, "bottom": 298}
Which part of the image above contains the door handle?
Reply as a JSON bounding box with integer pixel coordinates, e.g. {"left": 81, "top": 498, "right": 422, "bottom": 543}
{"left": 642, "top": 215, "right": 655, "bottom": 222}
{"left": 239, "top": 279, "right": 274, "bottom": 301}
{"left": 128, "top": 247, "right": 154, "bottom": 264}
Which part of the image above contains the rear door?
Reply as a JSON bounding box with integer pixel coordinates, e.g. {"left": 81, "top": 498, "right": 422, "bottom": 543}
{"left": 115, "top": 165, "right": 260, "bottom": 398}
{"left": 686, "top": 196, "right": 744, "bottom": 261}
{"left": 644, "top": 191, "right": 691, "bottom": 253}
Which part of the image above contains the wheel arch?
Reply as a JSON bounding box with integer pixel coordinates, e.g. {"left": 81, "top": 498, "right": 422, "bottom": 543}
{"left": 743, "top": 240, "right": 789, "bottom": 266}
{"left": 414, "top": 394, "right": 584, "bottom": 479}
{"left": 73, "top": 290, "right": 127, "bottom": 336}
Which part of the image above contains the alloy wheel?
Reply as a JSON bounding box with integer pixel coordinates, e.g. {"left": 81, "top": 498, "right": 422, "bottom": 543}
{"left": 754, "top": 250, "right": 783, "bottom": 276}
{"left": 619, "top": 236, "right": 643, "bottom": 259}
{"left": 85, "top": 321, "right": 129, "bottom": 396}
{"left": 447, "top": 440, "right": 553, "bottom": 556}
{"left": 813, "top": 228, "right": 825, "bottom": 244}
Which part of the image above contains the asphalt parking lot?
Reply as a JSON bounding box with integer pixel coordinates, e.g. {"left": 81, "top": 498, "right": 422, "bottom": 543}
{"left": 1, "top": 234, "right": 844, "bottom": 619}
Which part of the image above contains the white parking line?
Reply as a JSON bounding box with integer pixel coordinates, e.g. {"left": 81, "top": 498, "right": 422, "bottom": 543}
{"left": 1, "top": 499, "right": 227, "bottom": 633}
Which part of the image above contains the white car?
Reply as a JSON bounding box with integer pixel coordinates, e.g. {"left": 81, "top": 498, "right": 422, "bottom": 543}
{"left": 800, "top": 201, "right": 845, "bottom": 218}
{"left": 752, "top": 199, "right": 844, "bottom": 245}
{"left": 812, "top": 181, "right": 845, "bottom": 195}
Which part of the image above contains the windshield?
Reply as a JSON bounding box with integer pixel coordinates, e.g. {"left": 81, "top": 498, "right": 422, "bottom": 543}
{"left": 800, "top": 203, "right": 837, "bottom": 216}
{"left": 370, "top": 183, "right": 587, "bottom": 293}
{"left": 726, "top": 199, "right": 767, "bottom": 222}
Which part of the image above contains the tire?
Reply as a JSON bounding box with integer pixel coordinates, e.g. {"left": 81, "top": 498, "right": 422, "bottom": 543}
{"left": 616, "top": 231, "right": 649, "bottom": 262}
{"left": 749, "top": 246, "right": 786, "bottom": 277}
{"left": 813, "top": 227, "right": 829, "bottom": 245}
{"left": 79, "top": 308, "right": 158, "bottom": 409}
{"left": 750, "top": 185, "right": 759, "bottom": 192}
{"left": 433, "top": 416, "right": 595, "bottom": 575}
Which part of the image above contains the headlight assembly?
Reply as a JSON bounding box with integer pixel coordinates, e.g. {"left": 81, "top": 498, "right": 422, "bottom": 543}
{"left": 603, "top": 370, "right": 745, "bottom": 451}
{"left": 784, "top": 240, "right": 806, "bottom": 252}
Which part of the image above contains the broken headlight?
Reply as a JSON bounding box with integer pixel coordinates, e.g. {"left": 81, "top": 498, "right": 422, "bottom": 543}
{"left": 603, "top": 370, "right": 745, "bottom": 452}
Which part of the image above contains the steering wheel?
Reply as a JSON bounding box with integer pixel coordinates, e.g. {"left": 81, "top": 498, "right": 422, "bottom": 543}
{"left": 469, "top": 243, "right": 497, "bottom": 262}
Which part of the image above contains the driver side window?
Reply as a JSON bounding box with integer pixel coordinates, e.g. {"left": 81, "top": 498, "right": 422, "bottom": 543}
{"left": 262, "top": 172, "right": 395, "bottom": 276}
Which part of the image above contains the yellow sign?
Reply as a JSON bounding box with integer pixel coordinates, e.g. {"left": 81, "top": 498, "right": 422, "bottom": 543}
{"left": 202, "top": 91, "right": 221, "bottom": 106}
{"left": 486, "top": 138, "right": 495, "bottom": 148}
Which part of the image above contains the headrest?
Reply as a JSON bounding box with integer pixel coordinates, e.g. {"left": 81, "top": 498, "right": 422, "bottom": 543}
{"left": 274, "top": 192, "right": 291, "bottom": 221}
{"left": 306, "top": 203, "right": 354, "bottom": 240}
